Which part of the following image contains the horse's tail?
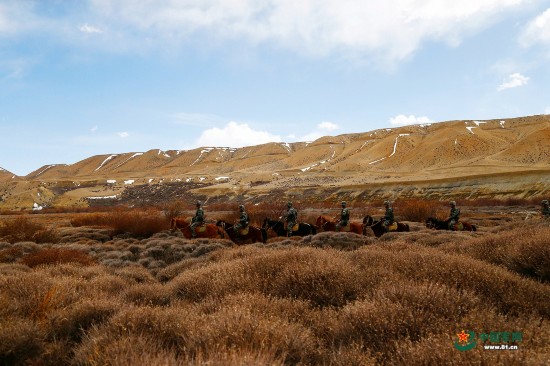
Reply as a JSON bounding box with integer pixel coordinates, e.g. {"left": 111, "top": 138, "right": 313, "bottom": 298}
{"left": 218, "top": 226, "right": 226, "bottom": 239}
{"left": 260, "top": 228, "right": 267, "bottom": 243}
{"left": 471, "top": 224, "right": 477, "bottom": 232}
{"left": 310, "top": 224, "right": 316, "bottom": 235}
{"left": 170, "top": 218, "right": 176, "bottom": 231}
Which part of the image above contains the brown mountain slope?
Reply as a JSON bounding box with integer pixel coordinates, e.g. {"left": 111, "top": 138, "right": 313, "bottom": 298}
{"left": 20, "top": 115, "right": 549, "bottom": 182}
{"left": 0, "top": 167, "right": 16, "bottom": 182}
{"left": 1, "top": 114, "right": 548, "bottom": 209}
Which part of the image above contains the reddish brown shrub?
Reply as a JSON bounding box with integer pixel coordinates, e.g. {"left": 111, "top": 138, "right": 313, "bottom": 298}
{"left": 21, "top": 248, "right": 96, "bottom": 268}
{"left": 71, "top": 209, "right": 169, "bottom": 237}
{"left": 394, "top": 199, "right": 440, "bottom": 222}
{"left": 70, "top": 213, "right": 110, "bottom": 227}
{"left": 162, "top": 200, "right": 187, "bottom": 222}
{"left": 0, "top": 216, "right": 59, "bottom": 243}
{"left": 0, "top": 246, "right": 24, "bottom": 263}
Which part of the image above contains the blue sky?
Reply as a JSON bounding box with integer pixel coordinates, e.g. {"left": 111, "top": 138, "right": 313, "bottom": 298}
{"left": 1, "top": 0, "right": 550, "bottom": 176}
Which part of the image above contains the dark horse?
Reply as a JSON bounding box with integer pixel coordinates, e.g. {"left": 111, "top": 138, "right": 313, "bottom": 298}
{"left": 425, "top": 217, "right": 477, "bottom": 231}
{"left": 363, "top": 215, "right": 410, "bottom": 237}
{"left": 315, "top": 215, "right": 364, "bottom": 235}
{"left": 216, "top": 220, "right": 267, "bottom": 244}
{"left": 262, "top": 218, "right": 316, "bottom": 237}
{"left": 170, "top": 217, "right": 229, "bottom": 239}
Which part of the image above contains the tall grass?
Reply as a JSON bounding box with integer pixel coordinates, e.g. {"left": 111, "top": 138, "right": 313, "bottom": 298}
{"left": 393, "top": 199, "right": 441, "bottom": 221}
{"left": 70, "top": 209, "right": 169, "bottom": 238}
{"left": 1, "top": 218, "right": 549, "bottom": 364}
{"left": 0, "top": 216, "right": 59, "bottom": 244}
{"left": 21, "top": 248, "right": 96, "bottom": 268}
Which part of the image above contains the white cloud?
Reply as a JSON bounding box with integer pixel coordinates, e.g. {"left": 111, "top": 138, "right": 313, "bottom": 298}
{"left": 91, "top": 125, "right": 98, "bottom": 133}
{"left": 520, "top": 8, "right": 550, "bottom": 46}
{"left": 292, "top": 121, "right": 341, "bottom": 142}
{"left": 497, "top": 73, "right": 529, "bottom": 91}
{"left": 117, "top": 132, "right": 129, "bottom": 138}
{"left": 196, "top": 121, "right": 281, "bottom": 147}
{"left": 318, "top": 121, "right": 339, "bottom": 131}
{"left": 390, "top": 114, "right": 433, "bottom": 126}
{"left": 73, "top": 0, "right": 532, "bottom": 62}
{"left": 79, "top": 24, "right": 103, "bottom": 34}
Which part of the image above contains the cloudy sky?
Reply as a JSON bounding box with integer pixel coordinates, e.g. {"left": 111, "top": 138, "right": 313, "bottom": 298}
{"left": 1, "top": 0, "right": 550, "bottom": 175}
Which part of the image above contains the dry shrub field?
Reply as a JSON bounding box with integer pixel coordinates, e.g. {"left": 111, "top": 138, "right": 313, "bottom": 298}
{"left": 0, "top": 202, "right": 549, "bottom": 365}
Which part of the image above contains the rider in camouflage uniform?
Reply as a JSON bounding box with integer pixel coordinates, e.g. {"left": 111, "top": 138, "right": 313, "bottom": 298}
{"left": 234, "top": 205, "right": 249, "bottom": 234}
{"left": 447, "top": 201, "right": 460, "bottom": 230}
{"left": 285, "top": 202, "right": 298, "bottom": 237}
{"left": 382, "top": 200, "right": 394, "bottom": 232}
{"left": 190, "top": 201, "right": 204, "bottom": 238}
{"left": 542, "top": 200, "right": 550, "bottom": 218}
{"left": 335, "top": 201, "right": 350, "bottom": 231}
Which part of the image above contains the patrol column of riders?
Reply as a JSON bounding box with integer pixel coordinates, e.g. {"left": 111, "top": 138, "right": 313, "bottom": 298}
{"left": 190, "top": 201, "right": 204, "bottom": 238}
{"left": 447, "top": 201, "right": 460, "bottom": 230}
{"left": 335, "top": 201, "right": 350, "bottom": 231}
{"left": 234, "top": 205, "right": 249, "bottom": 233}
{"left": 285, "top": 202, "right": 298, "bottom": 237}
{"left": 382, "top": 200, "right": 394, "bottom": 231}
{"left": 542, "top": 200, "right": 550, "bottom": 218}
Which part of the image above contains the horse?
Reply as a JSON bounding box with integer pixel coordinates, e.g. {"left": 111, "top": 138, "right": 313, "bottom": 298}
{"left": 216, "top": 220, "right": 267, "bottom": 244}
{"left": 262, "top": 218, "right": 316, "bottom": 237}
{"left": 315, "top": 215, "right": 364, "bottom": 235}
{"left": 363, "top": 215, "right": 410, "bottom": 238}
{"left": 425, "top": 217, "right": 477, "bottom": 231}
{"left": 170, "top": 217, "right": 229, "bottom": 239}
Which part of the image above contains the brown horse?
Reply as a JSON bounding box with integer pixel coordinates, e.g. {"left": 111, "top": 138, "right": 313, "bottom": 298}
{"left": 315, "top": 215, "right": 364, "bottom": 235}
{"left": 170, "top": 217, "right": 229, "bottom": 239}
{"left": 363, "top": 215, "right": 410, "bottom": 237}
{"left": 216, "top": 220, "right": 267, "bottom": 244}
{"left": 425, "top": 217, "right": 477, "bottom": 231}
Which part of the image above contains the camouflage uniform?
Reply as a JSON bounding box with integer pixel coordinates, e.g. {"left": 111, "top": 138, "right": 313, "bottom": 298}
{"left": 382, "top": 201, "right": 394, "bottom": 231}
{"left": 190, "top": 202, "right": 204, "bottom": 238}
{"left": 234, "top": 205, "right": 249, "bottom": 233}
{"left": 542, "top": 200, "right": 550, "bottom": 218}
{"left": 285, "top": 202, "right": 298, "bottom": 237}
{"left": 335, "top": 201, "right": 350, "bottom": 231}
{"left": 448, "top": 201, "right": 460, "bottom": 230}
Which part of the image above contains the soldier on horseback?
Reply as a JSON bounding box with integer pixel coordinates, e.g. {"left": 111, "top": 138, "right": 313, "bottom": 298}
{"left": 284, "top": 202, "right": 298, "bottom": 237}
{"left": 542, "top": 200, "right": 550, "bottom": 218}
{"left": 335, "top": 201, "right": 350, "bottom": 231}
{"left": 446, "top": 201, "right": 460, "bottom": 230}
{"left": 382, "top": 200, "right": 394, "bottom": 232}
{"left": 190, "top": 201, "right": 204, "bottom": 238}
{"left": 234, "top": 205, "right": 249, "bottom": 234}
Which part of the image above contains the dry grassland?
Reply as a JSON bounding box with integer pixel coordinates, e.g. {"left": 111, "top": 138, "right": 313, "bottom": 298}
{"left": 0, "top": 204, "right": 549, "bottom": 365}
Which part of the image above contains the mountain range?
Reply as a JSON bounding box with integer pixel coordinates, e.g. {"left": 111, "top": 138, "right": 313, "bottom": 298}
{"left": 1, "top": 114, "right": 549, "bottom": 210}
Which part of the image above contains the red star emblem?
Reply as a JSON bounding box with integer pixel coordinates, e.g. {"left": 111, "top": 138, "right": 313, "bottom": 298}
{"left": 457, "top": 330, "right": 470, "bottom": 344}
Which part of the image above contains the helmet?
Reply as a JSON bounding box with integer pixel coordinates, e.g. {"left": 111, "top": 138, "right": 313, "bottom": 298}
{"left": 449, "top": 201, "right": 456, "bottom": 206}
{"left": 287, "top": 202, "right": 292, "bottom": 207}
{"left": 196, "top": 201, "right": 202, "bottom": 206}
{"left": 239, "top": 205, "right": 245, "bottom": 210}
{"left": 341, "top": 201, "right": 346, "bottom": 206}
{"left": 542, "top": 200, "right": 549, "bottom": 206}
{"left": 383, "top": 200, "right": 390, "bottom": 206}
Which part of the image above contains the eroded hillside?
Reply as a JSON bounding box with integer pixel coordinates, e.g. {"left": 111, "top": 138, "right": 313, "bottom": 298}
{"left": 1, "top": 115, "right": 549, "bottom": 209}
